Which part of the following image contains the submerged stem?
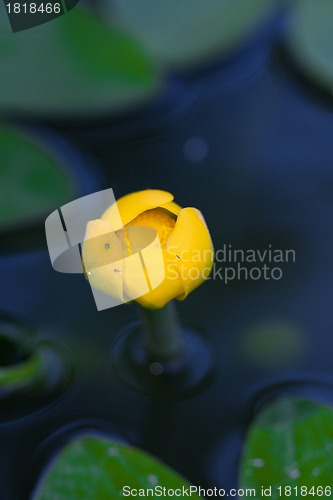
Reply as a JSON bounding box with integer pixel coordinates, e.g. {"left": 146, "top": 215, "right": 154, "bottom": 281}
{"left": 139, "top": 302, "right": 184, "bottom": 363}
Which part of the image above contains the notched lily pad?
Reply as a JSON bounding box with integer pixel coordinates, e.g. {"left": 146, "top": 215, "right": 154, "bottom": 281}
{"left": 240, "top": 397, "right": 333, "bottom": 499}
{"left": 33, "top": 435, "right": 202, "bottom": 499}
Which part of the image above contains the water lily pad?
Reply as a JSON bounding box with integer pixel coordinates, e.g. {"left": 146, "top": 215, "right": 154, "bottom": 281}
{"left": 109, "top": 0, "right": 276, "bottom": 68}
{"left": 0, "top": 5, "right": 159, "bottom": 116}
{"left": 32, "top": 435, "right": 202, "bottom": 499}
{"left": 0, "top": 126, "right": 72, "bottom": 228}
{"left": 286, "top": 0, "right": 333, "bottom": 90}
{"left": 240, "top": 397, "right": 333, "bottom": 499}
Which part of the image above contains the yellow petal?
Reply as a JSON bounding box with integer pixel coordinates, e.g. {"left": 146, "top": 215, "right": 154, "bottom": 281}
{"left": 160, "top": 200, "right": 182, "bottom": 216}
{"left": 167, "top": 208, "right": 214, "bottom": 298}
{"left": 131, "top": 250, "right": 185, "bottom": 309}
{"left": 102, "top": 189, "right": 174, "bottom": 229}
{"left": 85, "top": 260, "right": 125, "bottom": 303}
{"left": 82, "top": 219, "right": 124, "bottom": 268}
{"left": 82, "top": 219, "right": 126, "bottom": 302}
{"left": 120, "top": 225, "right": 165, "bottom": 302}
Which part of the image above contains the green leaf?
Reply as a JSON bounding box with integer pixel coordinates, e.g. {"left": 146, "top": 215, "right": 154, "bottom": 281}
{"left": 240, "top": 397, "right": 333, "bottom": 499}
{"left": 32, "top": 435, "right": 202, "bottom": 499}
{"left": 0, "top": 126, "right": 72, "bottom": 227}
{"left": 109, "top": 0, "right": 277, "bottom": 68}
{"left": 287, "top": 0, "right": 333, "bottom": 90}
{"left": 0, "top": 7, "right": 159, "bottom": 116}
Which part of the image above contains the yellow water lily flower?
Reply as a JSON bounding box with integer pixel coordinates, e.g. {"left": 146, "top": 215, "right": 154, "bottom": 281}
{"left": 82, "top": 189, "right": 214, "bottom": 309}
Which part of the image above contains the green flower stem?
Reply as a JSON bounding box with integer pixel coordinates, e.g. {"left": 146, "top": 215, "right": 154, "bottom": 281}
{"left": 139, "top": 302, "right": 184, "bottom": 362}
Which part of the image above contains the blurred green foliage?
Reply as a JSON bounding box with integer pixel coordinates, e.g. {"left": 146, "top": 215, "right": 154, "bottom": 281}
{"left": 241, "top": 320, "right": 305, "bottom": 368}
{"left": 33, "top": 435, "right": 202, "bottom": 499}
{"left": 240, "top": 397, "right": 333, "bottom": 499}
{"left": 5, "top": 0, "right": 329, "bottom": 116}
{"left": 0, "top": 1, "right": 280, "bottom": 117}
{"left": 287, "top": 0, "right": 333, "bottom": 90}
{"left": 0, "top": 6, "right": 159, "bottom": 116}
{"left": 0, "top": 126, "right": 72, "bottom": 227}
{"left": 108, "top": 0, "right": 277, "bottom": 68}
